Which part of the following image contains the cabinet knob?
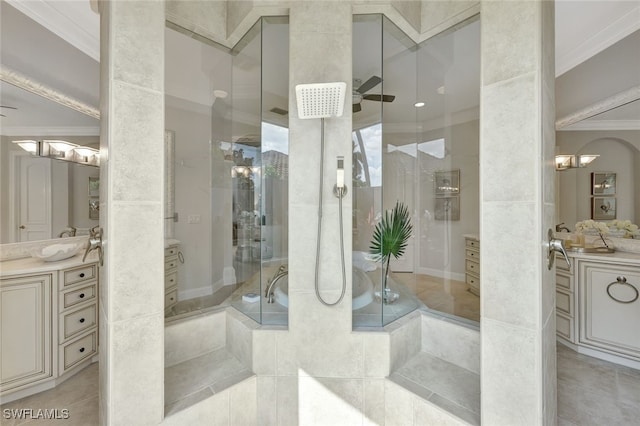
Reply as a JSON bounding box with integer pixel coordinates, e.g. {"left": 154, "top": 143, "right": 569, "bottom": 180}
{"left": 79, "top": 293, "right": 85, "bottom": 299}
{"left": 79, "top": 318, "right": 85, "bottom": 323}
{"left": 79, "top": 347, "right": 85, "bottom": 353}
{"left": 79, "top": 273, "right": 85, "bottom": 278}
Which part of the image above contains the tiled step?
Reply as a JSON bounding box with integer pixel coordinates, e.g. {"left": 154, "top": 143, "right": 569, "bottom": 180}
{"left": 390, "top": 351, "right": 480, "bottom": 425}
{"left": 164, "top": 347, "right": 253, "bottom": 416}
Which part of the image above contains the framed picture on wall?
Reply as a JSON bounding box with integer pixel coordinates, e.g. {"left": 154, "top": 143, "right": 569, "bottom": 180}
{"left": 435, "top": 196, "right": 460, "bottom": 221}
{"left": 591, "top": 172, "right": 616, "bottom": 195}
{"left": 592, "top": 197, "right": 616, "bottom": 220}
{"left": 435, "top": 170, "right": 460, "bottom": 195}
{"left": 88, "top": 177, "right": 100, "bottom": 198}
{"left": 89, "top": 199, "right": 100, "bottom": 220}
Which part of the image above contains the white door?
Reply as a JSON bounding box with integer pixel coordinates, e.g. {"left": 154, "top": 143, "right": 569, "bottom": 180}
{"left": 17, "top": 156, "right": 51, "bottom": 241}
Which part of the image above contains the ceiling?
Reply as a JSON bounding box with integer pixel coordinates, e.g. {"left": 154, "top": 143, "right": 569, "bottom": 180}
{"left": 1, "top": 0, "right": 638, "bottom": 136}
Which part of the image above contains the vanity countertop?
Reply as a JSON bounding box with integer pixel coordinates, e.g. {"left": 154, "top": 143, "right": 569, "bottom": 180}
{"left": 565, "top": 249, "right": 640, "bottom": 266}
{"left": 0, "top": 252, "right": 99, "bottom": 278}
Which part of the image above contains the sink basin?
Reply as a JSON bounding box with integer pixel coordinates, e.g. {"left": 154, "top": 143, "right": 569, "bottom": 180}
{"left": 30, "top": 242, "right": 84, "bottom": 262}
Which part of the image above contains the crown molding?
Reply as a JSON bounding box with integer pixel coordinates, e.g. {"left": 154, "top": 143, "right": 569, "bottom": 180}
{"left": 555, "top": 85, "right": 640, "bottom": 130}
{"left": 558, "top": 120, "right": 640, "bottom": 132}
{"left": 556, "top": 4, "right": 640, "bottom": 77}
{"left": 1, "top": 126, "right": 100, "bottom": 137}
{"left": 0, "top": 65, "right": 100, "bottom": 119}
{"left": 6, "top": 0, "right": 100, "bottom": 61}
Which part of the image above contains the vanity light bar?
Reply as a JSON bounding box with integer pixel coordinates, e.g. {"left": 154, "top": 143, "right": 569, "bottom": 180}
{"left": 555, "top": 154, "right": 599, "bottom": 171}
{"left": 12, "top": 139, "right": 100, "bottom": 166}
{"left": 12, "top": 140, "right": 39, "bottom": 155}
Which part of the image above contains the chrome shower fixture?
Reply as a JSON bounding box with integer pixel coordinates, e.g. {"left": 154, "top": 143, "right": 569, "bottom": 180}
{"left": 295, "top": 82, "right": 347, "bottom": 119}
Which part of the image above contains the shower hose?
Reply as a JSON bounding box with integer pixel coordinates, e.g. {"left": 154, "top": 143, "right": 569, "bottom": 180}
{"left": 314, "top": 118, "right": 347, "bottom": 306}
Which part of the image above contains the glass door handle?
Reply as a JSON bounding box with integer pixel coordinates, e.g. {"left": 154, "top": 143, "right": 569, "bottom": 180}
{"left": 547, "top": 229, "right": 571, "bottom": 270}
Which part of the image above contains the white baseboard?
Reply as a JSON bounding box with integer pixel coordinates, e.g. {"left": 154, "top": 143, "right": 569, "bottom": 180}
{"left": 416, "top": 267, "right": 465, "bottom": 282}
{"left": 223, "top": 266, "right": 236, "bottom": 285}
{"left": 178, "top": 285, "right": 213, "bottom": 301}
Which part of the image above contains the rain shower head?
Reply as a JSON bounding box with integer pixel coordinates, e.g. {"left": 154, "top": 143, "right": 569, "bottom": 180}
{"left": 295, "top": 82, "right": 347, "bottom": 119}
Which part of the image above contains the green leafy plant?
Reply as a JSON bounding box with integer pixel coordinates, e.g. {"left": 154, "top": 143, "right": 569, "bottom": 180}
{"left": 370, "top": 201, "right": 413, "bottom": 291}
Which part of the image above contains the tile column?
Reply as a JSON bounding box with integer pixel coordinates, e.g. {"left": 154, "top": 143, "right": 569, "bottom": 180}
{"left": 98, "top": 1, "right": 165, "bottom": 425}
{"left": 480, "top": 0, "right": 557, "bottom": 424}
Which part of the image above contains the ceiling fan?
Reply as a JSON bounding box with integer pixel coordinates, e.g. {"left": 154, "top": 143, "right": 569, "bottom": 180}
{"left": 0, "top": 105, "right": 17, "bottom": 117}
{"left": 352, "top": 76, "right": 395, "bottom": 113}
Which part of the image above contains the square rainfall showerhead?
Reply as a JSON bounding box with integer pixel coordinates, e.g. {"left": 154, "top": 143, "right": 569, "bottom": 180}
{"left": 295, "top": 82, "right": 347, "bottom": 119}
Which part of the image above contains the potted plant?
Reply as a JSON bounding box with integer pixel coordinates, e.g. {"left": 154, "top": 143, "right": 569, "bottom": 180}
{"left": 370, "top": 201, "right": 413, "bottom": 303}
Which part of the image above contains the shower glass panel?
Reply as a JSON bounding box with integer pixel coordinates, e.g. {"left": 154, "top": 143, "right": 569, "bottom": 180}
{"left": 352, "top": 15, "right": 420, "bottom": 327}
{"left": 416, "top": 17, "right": 480, "bottom": 323}
{"left": 352, "top": 14, "right": 480, "bottom": 327}
{"left": 228, "top": 18, "right": 289, "bottom": 326}
{"left": 379, "top": 16, "right": 420, "bottom": 326}
{"left": 164, "top": 24, "right": 233, "bottom": 319}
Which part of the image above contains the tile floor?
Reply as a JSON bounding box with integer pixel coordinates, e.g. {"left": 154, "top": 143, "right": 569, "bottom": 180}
{"left": 391, "top": 352, "right": 481, "bottom": 425}
{"left": 393, "top": 273, "right": 480, "bottom": 323}
{"left": 2, "top": 346, "right": 639, "bottom": 425}
{"left": 164, "top": 348, "right": 252, "bottom": 416}
{"left": 557, "top": 343, "right": 640, "bottom": 425}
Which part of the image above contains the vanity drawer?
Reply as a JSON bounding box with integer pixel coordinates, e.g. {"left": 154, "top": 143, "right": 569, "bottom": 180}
{"left": 465, "top": 239, "right": 480, "bottom": 249}
{"left": 556, "top": 312, "right": 574, "bottom": 342}
{"left": 556, "top": 288, "right": 573, "bottom": 316}
{"left": 466, "top": 274, "right": 480, "bottom": 296}
{"left": 556, "top": 272, "right": 573, "bottom": 291}
{"left": 63, "top": 265, "right": 97, "bottom": 287}
{"left": 165, "top": 271, "right": 178, "bottom": 290}
{"left": 165, "top": 289, "right": 178, "bottom": 308}
{"left": 165, "top": 246, "right": 179, "bottom": 257}
{"left": 465, "top": 259, "right": 480, "bottom": 275}
{"left": 60, "top": 304, "right": 97, "bottom": 341}
{"left": 60, "top": 284, "right": 96, "bottom": 310}
{"left": 165, "top": 257, "right": 178, "bottom": 272}
{"left": 465, "top": 249, "right": 479, "bottom": 261}
{"left": 556, "top": 255, "right": 571, "bottom": 272}
{"left": 61, "top": 332, "right": 96, "bottom": 372}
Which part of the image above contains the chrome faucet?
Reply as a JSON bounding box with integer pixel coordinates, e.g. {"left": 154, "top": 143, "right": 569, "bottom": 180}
{"left": 265, "top": 265, "right": 288, "bottom": 303}
{"left": 58, "top": 227, "right": 77, "bottom": 238}
{"left": 555, "top": 223, "right": 571, "bottom": 233}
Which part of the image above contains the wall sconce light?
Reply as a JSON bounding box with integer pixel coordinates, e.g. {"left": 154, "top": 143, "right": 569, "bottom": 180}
{"left": 72, "top": 147, "right": 100, "bottom": 166}
{"left": 555, "top": 154, "right": 599, "bottom": 171}
{"left": 12, "top": 140, "right": 39, "bottom": 155}
{"left": 12, "top": 139, "right": 100, "bottom": 166}
{"left": 41, "top": 140, "right": 78, "bottom": 161}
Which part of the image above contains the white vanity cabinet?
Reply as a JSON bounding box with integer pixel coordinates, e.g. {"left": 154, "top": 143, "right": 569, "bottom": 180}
{"left": 555, "top": 256, "right": 575, "bottom": 342}
{"left": 579, "top": 261, "right": 640, "bottom": 359}
{"left": 464, "top": 236, "right": 480, "bottom": 296}
{"left": 0, "top": 274, "right": 53, "bottom": 394}
{"left": 58, "top": 263, "right": 98, "bottom": 374}
{"left": 555, "top": 251, "right": 640, "bottom": 368}
{"left": 0, "top": 256, "right": 99, "bottom": 402}
{"left": 165, "top": 244, "right": 179, "bottom": 310}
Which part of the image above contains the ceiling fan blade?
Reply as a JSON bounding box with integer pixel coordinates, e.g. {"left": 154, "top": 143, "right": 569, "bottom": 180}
{"left": 353, "top": 103, "right": 362, "bottom": 113}
{"left": 0, "top": 106, "right": 17, "bottom": 109}
{"left": 356, "top": 76, "right": 382, "bottom": 94}
{"left": 363, "top": 94, "right": 395, "bottom": 103}
{"left": 0, "top": 114, "right": 5, "bottom": 117}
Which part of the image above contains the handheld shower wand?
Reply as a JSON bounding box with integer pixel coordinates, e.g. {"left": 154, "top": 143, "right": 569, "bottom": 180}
{"left": 295, "top": 82, "right": 348, "bottom": 306}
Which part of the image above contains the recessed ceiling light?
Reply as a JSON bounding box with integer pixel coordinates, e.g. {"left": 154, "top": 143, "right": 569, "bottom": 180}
{"left": 414, "top": 102, "right": 425, "bottom": 108}
{"left": 437, "top": 86, "right": 445, "bottom": 95}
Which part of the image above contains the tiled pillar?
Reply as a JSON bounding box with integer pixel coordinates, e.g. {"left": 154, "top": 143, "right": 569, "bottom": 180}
{"left": 98, "top": 1, "right": 165, "bottom": 425}
{"left": 480, "top": 0, "right": 557, "bottom": 424}
{"left": 288, "top": 1, "right": 354, "bottom": 350}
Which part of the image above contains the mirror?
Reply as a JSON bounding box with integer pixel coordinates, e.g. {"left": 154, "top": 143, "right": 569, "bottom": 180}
{"left": 0, "top": 80, "right": 100, "bottom": 244}
{"left": 556, "top": 28, "right": 640, "bottom": 230}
